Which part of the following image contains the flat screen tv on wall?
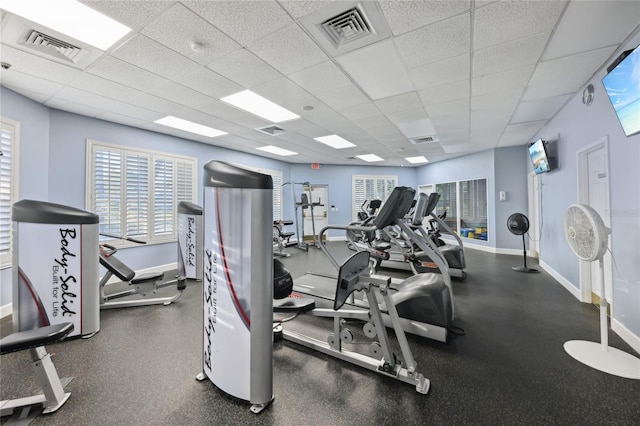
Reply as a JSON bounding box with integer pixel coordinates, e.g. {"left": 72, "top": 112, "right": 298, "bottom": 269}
{"left": 602, "top": 44, "right": 640, "bottom": 137}
{"left": 528, "top": 139, "right": 551, "bottom": 175}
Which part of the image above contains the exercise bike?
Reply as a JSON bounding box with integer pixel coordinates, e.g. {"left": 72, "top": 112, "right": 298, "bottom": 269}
{"left": 98, "top": 233, "right": 186, "bottom": 309}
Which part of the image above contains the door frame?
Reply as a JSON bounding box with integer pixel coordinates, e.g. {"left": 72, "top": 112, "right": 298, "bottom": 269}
{"left": 527, "top": 172, "right": 540, "bottom": 259}
{"left": 576, "top": 135, "right": 612, "bottom": 304}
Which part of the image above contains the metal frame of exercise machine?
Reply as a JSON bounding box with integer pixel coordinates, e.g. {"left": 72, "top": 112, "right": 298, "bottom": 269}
{"left": 99, "top": 234, "right": 185, "bottom": 309}
{"left": 0, "top": 323, "right": 74, "bottom": 420}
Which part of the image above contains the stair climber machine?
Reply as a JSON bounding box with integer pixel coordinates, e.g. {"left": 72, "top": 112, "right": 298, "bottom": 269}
{"left": 293, "top": 187, "right": 456, "bottom": 343}
{"left": 346, "top": 199, "right": 381, "bottom": 251}
{"left": 421, "top": 192, "right": 467, "bottom": 280}
{"left": 276, "top": 186, "right": 431, "bottom": 394}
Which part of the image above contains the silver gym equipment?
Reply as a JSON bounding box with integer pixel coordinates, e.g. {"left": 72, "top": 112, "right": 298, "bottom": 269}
{"left": 98, "top": 235, "right": 185, "bottom": 309}
{"left": 283, "top": 181, "right": 321, "bottom": 250}
{"left": 12, "top": 200, "right": 100, "bottom": 338}
{"left": 277, "top": 186, "right": 431, "bottom": 393}
{"left": 0, "top": 322, "right": 74, "bottom": 420}
{"left": 294, "top": 190, "right": 454, "bottom": 342}
{"left": 197, "top": 161, "right": 273, "bottom": 414}
{"left": 273, "top": 219, "right": 294, "bottom": 257}
{"left": 177, "top": 201, "right": 203, "bottom": 280}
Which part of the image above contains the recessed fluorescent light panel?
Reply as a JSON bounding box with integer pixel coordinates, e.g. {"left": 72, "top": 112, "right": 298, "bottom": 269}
{"left": 256, "top": 145, "right": 298, "bottom": 156}
{"left": 221, "top": 90, "right": 300, "bottom": 123}
{"left": 0, "top": 0, "right": 131, "bottom": 50}
{"left": 154, "top": 116, "right": 227, "bottom": 138}
{"left": 314, "top": 135, "right": 356, "bottom": 149}
{"left": 357, "top": 154, "right": 384, "bottom": 162}
{"left": 405, "top": 156, "right": 429, "bottom": 164}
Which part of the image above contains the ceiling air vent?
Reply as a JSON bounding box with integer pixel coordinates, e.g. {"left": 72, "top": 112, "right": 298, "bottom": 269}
{"left": 321, "top": 7, "right": 372, "bottom": 48}
{"left": 23, "top": 30, "right": 83, "bottom": 63}
{"left": 256, "top": 126, "right": 285, "bottom": 136}
{"left": 410, "top": 136, "right": 439, "bottom": 145}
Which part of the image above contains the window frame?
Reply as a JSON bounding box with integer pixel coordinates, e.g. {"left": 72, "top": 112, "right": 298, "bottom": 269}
{"left": 0, "top": 117, "right": 20, "bottom": 268}
{"left": 86, "top": 139, "right": 197, "bottom": 247}
{"left": 233, "top": 164, "right": 283, "bottom": 222}
{"left": 351, "top": 174, "right": 398, "bottom": 222}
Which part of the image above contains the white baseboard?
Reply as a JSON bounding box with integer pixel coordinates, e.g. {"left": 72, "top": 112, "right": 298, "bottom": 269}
{"left": 539, "top": 259, "right": 582, "bottom": 300}
{"left": 611, "top": 318, "right": 640, "bottom": 355}
{"left": 0, "top": 303, "right": 11, "bottom": 319}
{"left": 103, "top": 262, "right": 177, "bottom": 285}
{"left": 539, "top": 260, "right": 640, "bottom": 355}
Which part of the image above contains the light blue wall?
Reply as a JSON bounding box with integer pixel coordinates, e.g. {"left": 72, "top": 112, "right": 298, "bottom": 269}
{"left": 0, "top": 87, "right": 51, "bottom": 308}
{"left": 289, "top": 163, "right": 417, "bottom": 237}
{"left": 530, "top": 32, "right": 640, "bottom": 338}
{"left": 494, "top": 146, "right": 530, "bottom": 250}
{"left": 415, "top": 149, "right": 499, "bottom": 248}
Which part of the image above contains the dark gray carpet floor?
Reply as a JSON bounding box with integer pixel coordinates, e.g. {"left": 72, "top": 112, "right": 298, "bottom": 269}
{"left": 1, "top": 242, "right": 639, "bottom": 425}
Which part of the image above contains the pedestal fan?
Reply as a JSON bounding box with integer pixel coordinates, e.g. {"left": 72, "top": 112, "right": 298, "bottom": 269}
{"left": 563, "top": 203, "right": 640, "bottom": 379}
{"left": 507, "top": 213, "right": 538, "bottom": 273}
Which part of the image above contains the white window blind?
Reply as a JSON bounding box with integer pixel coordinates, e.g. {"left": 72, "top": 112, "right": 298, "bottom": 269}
{"left": 0, "top": 117, "right": 20, "bottom": 267}
{"left": 234, "top": 164, "right": 283, "bottom": 222}
{"left": 87, "top": 140, "right": 196, "bottom": 245}
{"left": 352, "top": 175, "right": 398, "bottom": 221}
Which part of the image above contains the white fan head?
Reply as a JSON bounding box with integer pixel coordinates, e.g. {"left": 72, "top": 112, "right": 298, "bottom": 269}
{"left": 564, "top": 204, "right": 609, "bottom": 262}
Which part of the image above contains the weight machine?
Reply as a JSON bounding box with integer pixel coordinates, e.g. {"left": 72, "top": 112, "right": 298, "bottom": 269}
{"left": 282, "top": 181, "right": 321, "bottom": 250}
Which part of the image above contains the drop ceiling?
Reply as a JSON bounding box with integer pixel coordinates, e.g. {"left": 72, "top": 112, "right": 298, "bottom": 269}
{"left": 1, "top": 1, "right": 639, "bottom": 166}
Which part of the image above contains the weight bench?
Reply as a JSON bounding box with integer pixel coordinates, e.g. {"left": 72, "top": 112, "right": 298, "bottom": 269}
{"left": 99, "top": 247, "right": 185, "bottom": 309}
{"left": 0, "top": 322, "right": 74, "bottom": 420}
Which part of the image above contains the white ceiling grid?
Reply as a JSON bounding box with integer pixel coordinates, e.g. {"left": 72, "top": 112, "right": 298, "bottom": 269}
{"left": 1, "top": 0, "right": 638, "bottom": 166}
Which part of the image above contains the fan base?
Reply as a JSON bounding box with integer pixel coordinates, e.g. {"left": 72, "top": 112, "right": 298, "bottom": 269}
{"left": 564, "top": 340, "right": 640, "bottom": 379}
{"left": 512, "top": 266, "right": 539, "bottom": 273}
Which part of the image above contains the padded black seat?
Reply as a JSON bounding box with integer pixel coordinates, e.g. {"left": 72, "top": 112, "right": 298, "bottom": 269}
{"left": 130, "top": 271, "right": 164, "bottom": 285}
{"left": 0, "top": 323, "right": 74, "bottom": 355}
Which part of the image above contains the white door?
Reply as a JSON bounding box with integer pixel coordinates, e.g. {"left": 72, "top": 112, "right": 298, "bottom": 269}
{"left": 577, "top": 137, "right": 612, "bottom": 305}
{"left": 303, "top": 184, "right": 328, "bottom": 240}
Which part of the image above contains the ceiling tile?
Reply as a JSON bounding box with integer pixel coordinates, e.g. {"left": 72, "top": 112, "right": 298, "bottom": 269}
{"left": 472, "top": 88, "right": 523, "bottom": 112}
{"left": 253, "top": 77, "right": 330, "bottom": 118}
{"left": 0, "top": 45, "right": 81, "bottom": 84}
{"left": 192, "top": 98, "right": 271, "bottom": 129}
{"left": 111, "top": 34, "right": 201, "bottom": 80}
{"left": 173, "top": 67, "right": 243, "bottom": 99}
{"left": 474, "top": 0, "right": 566, "bottom": 50}
{"left": 45, "top": 98, "right": 104, "bottom": 117}
{"left": 96, "top": 112, "right": 151, "bottom": 130}
{"left": 395, "top": 13, "right": 471, "bottom": 69}
{"left": 277, "top": 0, "right": 334, "bottom": 18}
{"left": 276, "top": 118, "right": 329, "bottom": 139}
{"left": 543, "top": 0, "right": 640, "bottom": 60}
{"left": 473, "top": 32, "right": 550, "bottom": 77}
{"left": 510, "top": 94, "right": 572, "bottom": 123}
{"left": 316, "top": 84, "right": 370, "bottom": 110}
{"left": 379, "top": 0, "right": 471, "bottom": 36}
{"left": 53, "top": 87, "right": 122, "bottom": 111}
{"left": 338, "top": 103, "right": 382, "bottom": 121}
{"left": 79, "top": 0, "right": 169, "bottom": 30}
{"left": 69, "top": 73, "right": 145, "bottom": 101}
{"left": 207, "top": 49, "right": 281, "bottom": 88}
{"left": 107, "top": 103, "right": 163, "bottom": 122}
{"left": 129, "top": 92, "right": 189, "bottom": 115}
{"left": 1, "top": 70, "right": 63, "bottom": 97}
{"left": 183, "top": 0, "right": 293, "bottom": 46}
{"left": 248, "top": 24, "right": 328, "bottom": 75}
{"left": 2, "top": 87, "right": 51, "bottom": 104}
{"left": 497, "top": 120, "right": 547, "bottom": 147}
{"left": 419, "top": 80, "right": 470, "bottom": 106}
{"left": 141, "top": 3, "right": 239, "bottom": 65}
{"left": 472, "top": 66, "right": 534, "bottom": 97}
{"left": 148, "top": 81, "right": 216, "bottom": 109}
{"left": 87, "top": 56, "right": 167, "bottom": 92}
{"left": 528, "top": 46, "right": 617, "bottom": 89}
{"left": 410, "top": 54, "right": 470, "bottom": 90}
{"left": 426, "top": 98, "right": 470, "bottom": 119}
{"left": 470, "top": 108, "right": 510, "bottom": 131}
{"left": 336, "top": 39, "right": 415, "bottom": 100}
{"left": 374, "top": 92, "right": 422, "bottom": 115}
{"left": 288, "top": 61, "right": 352, "bottom": 95}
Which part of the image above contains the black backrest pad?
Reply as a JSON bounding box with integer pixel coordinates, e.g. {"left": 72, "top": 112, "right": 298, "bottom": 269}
{"left": 425, "top": 192, "right": 440, "bottom": 216}
{"left": 99, "top": 253, "right": 136, "bottom": 282}
{"left": 373, "top": 186, "right": 416, "bottom": 229}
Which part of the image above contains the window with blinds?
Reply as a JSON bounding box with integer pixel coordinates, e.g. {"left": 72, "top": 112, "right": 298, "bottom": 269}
{"left": 0, "top": 117, "right": 20, "bottom": 267}
{"left": 87, "top": 140, "right": 196, "bottom": 245}
{"left": 244, "top": 166, "right": 282, "bottom": 222}
{"left": 352, "top": 175, "right": 398, "bottom": 221}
